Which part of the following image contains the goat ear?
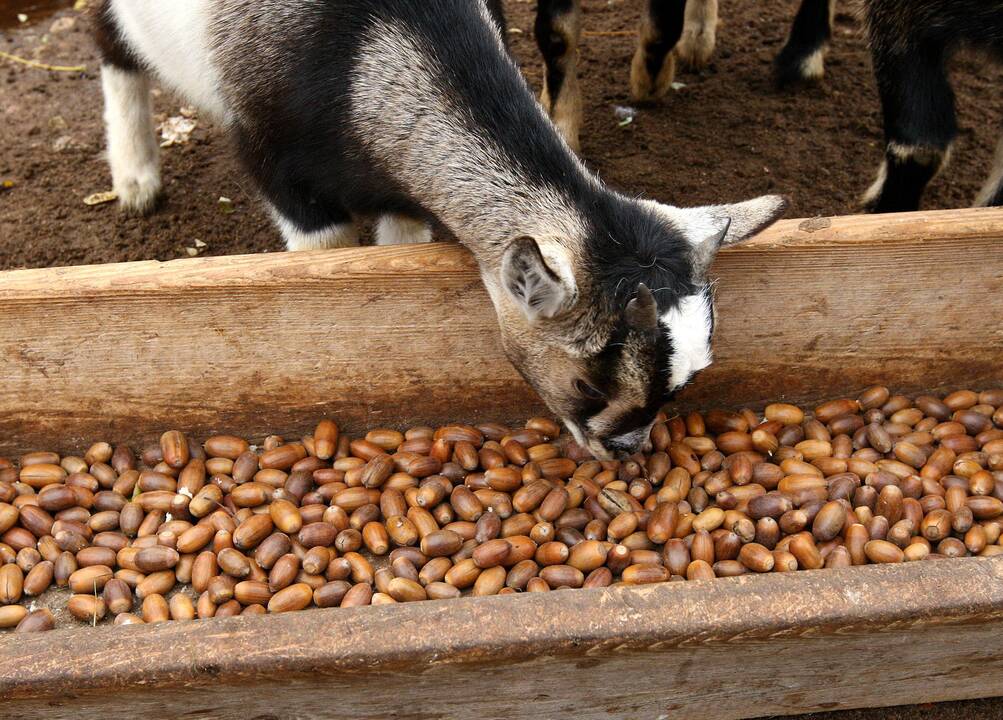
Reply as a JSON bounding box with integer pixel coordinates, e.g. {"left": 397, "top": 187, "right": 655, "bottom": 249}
{"left": 700, "top": 194, "right": 789, "bottom": 247}
{"left": 669, "top": 194, "right": 789, "bottom": 276}
{"left": 501, "top": 236, "right": 577, "bottom": 323}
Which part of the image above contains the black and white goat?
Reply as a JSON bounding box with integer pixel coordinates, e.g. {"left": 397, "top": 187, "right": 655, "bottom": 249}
{"left": 778, "top": 0, "right": 1003, "bottom": 211}
{"left": 94, "top": 0, "right": 786, "bottom": 457}
{"left": 539, "top": 0, "right": 1003, "bottom": 213}
{"left": 861, "top": 0, "right": 1003, "bottom": 211}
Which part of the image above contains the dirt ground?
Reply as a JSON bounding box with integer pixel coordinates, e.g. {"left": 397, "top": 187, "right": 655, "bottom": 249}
{"left": 3, "top": 2, "right": 1003, "bottom": 718}
{"left": 2, "top": 0, "right": 1003, "bottom": 270}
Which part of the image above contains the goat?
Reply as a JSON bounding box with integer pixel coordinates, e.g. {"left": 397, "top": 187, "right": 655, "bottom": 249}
{"left": 861, "top": 0, "right": 1003, "bottom": 212}
{"left": 777, "top": 0, "right": 1003, "bottom": 211}
{"left": 93, "top": 0, "right": 787, "bottom": 457}
{"left": 539, "top": 0, "right": 1003, "bottom": 213}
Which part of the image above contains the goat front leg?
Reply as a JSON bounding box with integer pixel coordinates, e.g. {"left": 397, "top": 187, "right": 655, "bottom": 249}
{"left": 535, "top": 0, "right": 583, "bottom": 152}
{"left": 862, "top": 40, "right": 956, "bottom": 213}
{"left": 96, "top": 6, "right": 161, "bottom": 215}
{"left": 675, "top": 0, "right": 718, "bottom": 70}
{"left": 102, "top": 67, "right": 162, "bottom": 215}
{"left": 631, "top": 0, "right": 686, "bottom": 102}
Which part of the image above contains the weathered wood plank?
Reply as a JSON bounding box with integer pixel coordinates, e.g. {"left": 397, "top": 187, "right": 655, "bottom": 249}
{"left": 2, "top": 558, "right": 1003, "bottom": 719}
{"left": 0, "top": 207, "right": 1000, "bottom": 456}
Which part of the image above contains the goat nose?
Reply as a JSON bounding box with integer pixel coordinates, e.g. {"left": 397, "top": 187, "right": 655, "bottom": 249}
{"left": 603, "top": 440, "right": 637, "bottom": 459}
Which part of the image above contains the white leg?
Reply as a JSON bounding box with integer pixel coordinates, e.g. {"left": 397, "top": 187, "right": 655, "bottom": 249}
{"left": 101, "top": 64, "right": 161, "bottom": 215}
{"left": 270, "top": 210, "right": 360, "bottom": 251}
{"left": 375, "top": 214, "right": 432, "bottom": 245}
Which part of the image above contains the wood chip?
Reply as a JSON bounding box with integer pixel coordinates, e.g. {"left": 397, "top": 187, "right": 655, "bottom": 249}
{"left": 83, "top": 191, "right": 118, "bottom": 206}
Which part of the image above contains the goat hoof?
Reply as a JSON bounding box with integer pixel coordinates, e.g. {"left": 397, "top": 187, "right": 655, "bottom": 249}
{"left": 675, "top": 31, "right": 715, "bottom": 70}
{"left": 630, "top": 48, "right": 674, "bottom": 102}
{"left": 115, "top": 173, "right": 162, "bottom": 216}
{"left": 773, "top": 48, "right": 826, "bottom": 90}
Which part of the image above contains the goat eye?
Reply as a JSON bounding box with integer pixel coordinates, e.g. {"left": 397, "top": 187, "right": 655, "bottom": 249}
{"left": 574, "top": 379, "right": 605, "bottom": 401}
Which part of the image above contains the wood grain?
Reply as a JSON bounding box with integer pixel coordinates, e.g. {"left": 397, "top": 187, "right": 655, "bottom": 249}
{"left": 0, "top": 207, "right": 1000, "bottom": 456}
{"left": 2, "top": 558, "right": 1003, "bottom": 719}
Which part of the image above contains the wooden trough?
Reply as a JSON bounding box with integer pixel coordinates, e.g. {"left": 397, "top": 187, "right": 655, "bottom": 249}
{"left": 0, "top": 207, "right": 1001, "bottom": 719}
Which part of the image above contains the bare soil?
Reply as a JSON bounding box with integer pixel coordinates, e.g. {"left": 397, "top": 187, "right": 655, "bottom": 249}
{"left": 2, "top": 3, "right": 1003, "bottom": 717}
{"left": 2, "top": 0, "right": 1003, "bottom": 270}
